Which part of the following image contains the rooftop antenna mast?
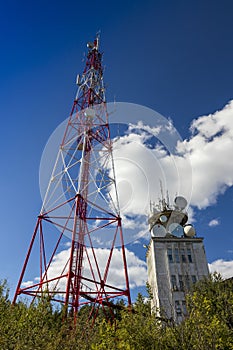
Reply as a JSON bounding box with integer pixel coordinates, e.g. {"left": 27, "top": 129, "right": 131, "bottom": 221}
{"left": 159, "top": 179, "right": 167, "bottom": 211}
{"left": 13, "top": 35, "right": 131, "bottom": 325}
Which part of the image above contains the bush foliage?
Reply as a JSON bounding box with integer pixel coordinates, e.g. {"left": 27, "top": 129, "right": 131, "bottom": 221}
{"left": 0, "top": 274, "right": 232, "bottom": 349}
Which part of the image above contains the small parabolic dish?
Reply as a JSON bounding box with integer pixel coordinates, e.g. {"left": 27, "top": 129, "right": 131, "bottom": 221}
{"left": 159, "top": 214, "right": 168, "bottom": 223}
{"left": 87, "top": 41, "right": 94, "bottom": 48}
{"left": 152, "top": 224, "right": 166, "bottom": 237}
{"left": 184, "top": 224, "right": 196, "bottom": 237}
{"left": 174, "top": 196, "right": 187, "bottom": 210}
{"left": 169, "top": 223, "right": 184, "bottom": 237}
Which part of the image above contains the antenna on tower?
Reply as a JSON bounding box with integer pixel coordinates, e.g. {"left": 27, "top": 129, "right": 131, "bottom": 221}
{"left": 160, "top": 179, "right": 167, "bottom": 211}
{"left": 166, "top": 190, "right": 170, "bottom": 209}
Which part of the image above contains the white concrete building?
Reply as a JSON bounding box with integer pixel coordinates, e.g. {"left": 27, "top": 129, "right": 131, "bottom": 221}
{"left": 147, "top": 197, "right": 209, "bottom": 323}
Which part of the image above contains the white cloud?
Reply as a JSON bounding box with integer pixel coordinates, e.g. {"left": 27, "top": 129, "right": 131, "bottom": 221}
{"left": 110, "top": 129, "right": 192, "bottom": 219}
{"left": 208, "top": 259, "right": 233, "bottom": 279}
{"left": 24, "top": 247, "right": 147, "bottom": 293}
{"left": 21, "top": 280, "right": 34, "bottom": 288}
{"left": 208, "top": 219, "right": 220, "bottom": 227}
{"left": 177, "top": 100, "right": 233, "bottom": 209}
{"left": 108, "top": 100, "right": 233, "bottom": 221}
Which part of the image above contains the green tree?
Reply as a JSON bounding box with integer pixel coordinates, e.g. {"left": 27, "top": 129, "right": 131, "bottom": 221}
{"left": 0, "top": 275, "right": 232, "bottom": 349}
{"left": 173, "top": 274, "right": 233, "bottom": 350}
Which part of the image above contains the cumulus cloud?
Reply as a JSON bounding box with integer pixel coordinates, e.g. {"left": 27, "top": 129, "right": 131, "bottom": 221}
{"left": 177, "top": 100, "right": 233, "bottom": 209}
{"left": 208, "top": 219, "right": 220, "bottom": 227}
{"left": 110, "top": 124, "right": 192, "bottom": 218}
{"left": 22, "top": 280, "right": 34, "bottom": 288}
{"left": 208, "top": 259, "right": 233, "bottom": 279}
{"left": 109, "top": 100, "right": 233, "bottom": 220}
{"left": 23, "top": 247, "right": 147, "bottom": 292}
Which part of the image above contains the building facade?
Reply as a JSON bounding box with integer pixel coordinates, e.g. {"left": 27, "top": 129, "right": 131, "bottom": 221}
{"left": 147, "top": 197, "right": 209, "bottom": 323}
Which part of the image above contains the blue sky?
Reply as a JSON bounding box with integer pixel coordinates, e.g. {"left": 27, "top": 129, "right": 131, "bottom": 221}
{"left": 1, "top": 0, "right": 233, "bottom": 300}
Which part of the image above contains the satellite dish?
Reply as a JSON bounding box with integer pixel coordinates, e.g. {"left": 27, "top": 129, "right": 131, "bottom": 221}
{"left": 174, "top": 196, "right": 187, "bottom": 210}
{"left": 87, "top": 41, "right": 94, "bottom": 48}
{"left": 152, "top": 224, "right": 166, "bottom": 237}
{"left": 159, "top": 214, "right": 168, "bottom": 223}
{"left": 169, "top": 223, "right": 184, "bottom": 237}
{"left": 184, "top": 224, "right": 196, "bottom": 237}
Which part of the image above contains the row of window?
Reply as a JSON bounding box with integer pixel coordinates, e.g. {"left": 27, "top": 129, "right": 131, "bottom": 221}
{"left": 171, "top": 274, "right": 197, "bottom": 291}
{"left": 167, "top": 248, "right": 193, "bottom": 263}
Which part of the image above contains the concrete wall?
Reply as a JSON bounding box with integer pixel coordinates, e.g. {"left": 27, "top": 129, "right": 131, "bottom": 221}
{"left": 147, "top": 237, "right": 209, "bottom": 322}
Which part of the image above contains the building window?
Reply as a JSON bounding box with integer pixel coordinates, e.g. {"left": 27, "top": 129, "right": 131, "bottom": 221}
{"left": 175, "top": 300, "right": 182, "bottom": 316}
{"left": 167, "top": 248, "right": 173, "bottom": 263}
{"left": 178, "top": 275, "right": 184, "bottom": 291}
{"left": 182, "top": 300, "right": 187, "bottom": 315}
{"left": 180, "top": 249, "right": 186, "bottom": 262}
{"left": 187, "top": 248, "right": 192, "bottom": 263}
{"left": 174, "top": 248, "right": 180, "bottom": 263}
{"left": 171, "top": 275, "right": 177, "bottom": 290}
{"left": 191, "top": 275, "right": 197, "bottom": 284}
{"left": 185, "top": 275, "right": 190, "bottom": 289}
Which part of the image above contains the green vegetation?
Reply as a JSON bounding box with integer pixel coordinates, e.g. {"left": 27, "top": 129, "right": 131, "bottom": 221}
{"left": 0, "top": 274, "right": 232, "bottom": 349}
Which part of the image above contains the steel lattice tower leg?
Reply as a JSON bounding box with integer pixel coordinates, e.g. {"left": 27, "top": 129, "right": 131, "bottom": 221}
{"left": 13, "top": 36, "right": 131, "bottom": 324}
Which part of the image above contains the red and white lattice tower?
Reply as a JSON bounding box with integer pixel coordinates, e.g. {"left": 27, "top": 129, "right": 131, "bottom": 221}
{"left": 13, "top": 36, "right": 131, "bottom": 323}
